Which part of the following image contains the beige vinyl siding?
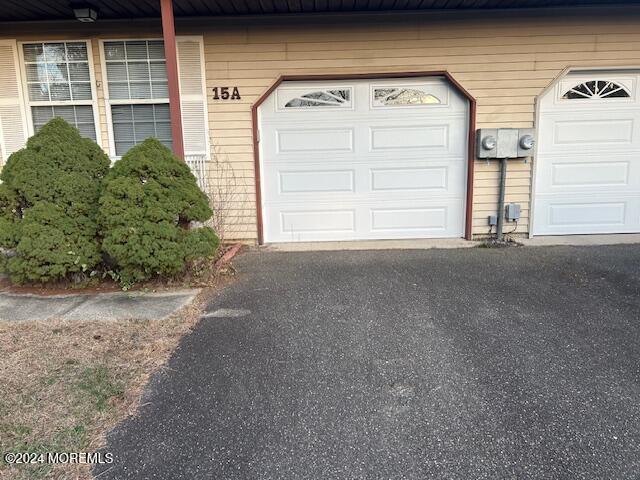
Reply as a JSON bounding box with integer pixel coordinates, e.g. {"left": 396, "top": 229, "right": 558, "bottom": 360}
{"left": 1, "top": 7, "right": 640, "bottom": 240}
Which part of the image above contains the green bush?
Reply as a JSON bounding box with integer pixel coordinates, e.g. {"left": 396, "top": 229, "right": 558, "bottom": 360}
{"left": 98, "top": 138, "right": 219, "bottom": 285}
{"left": 0, "top": 118, "right": 109, "bottom": 283}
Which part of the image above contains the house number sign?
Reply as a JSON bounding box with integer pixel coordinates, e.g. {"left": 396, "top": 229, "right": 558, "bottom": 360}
{"left": 212, "top": 87, "right": 241, "bottom": 100}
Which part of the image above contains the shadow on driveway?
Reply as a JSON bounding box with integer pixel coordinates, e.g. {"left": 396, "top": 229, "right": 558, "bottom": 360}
{"left": 95, "top": 245, "right": 640, "bottom": 479}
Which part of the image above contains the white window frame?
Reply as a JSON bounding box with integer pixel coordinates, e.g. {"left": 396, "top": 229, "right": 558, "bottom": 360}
{"left": 17, "top": 39, "right": 102, "bottom": 146}
{"left": 369, "top": 82, "right": 450, "bottom": 110}
{"left": 99, "top": 38, "right": 171, "bottom": 159}
{"left": 556, "top": 76, "right": 636, "bottom": 106}
{"left": 275, "top": 85, "right": 355, "bottom": 112}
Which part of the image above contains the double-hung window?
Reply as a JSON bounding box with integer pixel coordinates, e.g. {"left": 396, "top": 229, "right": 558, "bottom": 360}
{"left": 103, "top": 40, "right": 172, "bottom": 156}
{"left": 21, "top": 41, "right": 97, "bottom": 140}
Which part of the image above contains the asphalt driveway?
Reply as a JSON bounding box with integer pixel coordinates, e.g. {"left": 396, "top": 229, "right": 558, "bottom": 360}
{"left": 96, "top": 245, "right": 640, "bottom": 479}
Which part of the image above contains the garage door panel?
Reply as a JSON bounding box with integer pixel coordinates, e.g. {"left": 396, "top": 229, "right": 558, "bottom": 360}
{"left": 264, "top": 165, "right": 465, "bottom": 200}
{"left": 263, "top": 118, "right": 468, "bottom": 157}
{"left": 370, "top": 207, "right": 448, "bottom": 232}
{"left": 551, "top": 161, "right": 630, "bottom": 187}
{"left": 266, "top": 193, "right": 465, "bottom": 207}
{"left": 369, "top": 124, "right": 448, "bottom": 150}
{"left": 278, "top": 169, "right": 355, "bottom": 194}
{"left": 264, "top": 111, "right": 467, "bottom": 124}
{"left": 555, "top": 118, "right": 633, "bottom": 146}
{"left": 276, "top": 128, "right": 354, "bottom": 153}
{"left": 533, "top": 196, "right": 640, "bottom": 235}
{"left": 364, "top": 118, "right": 467, "bottom": 155}
{"left": 264, "top": 201, "right": 463, "bottom": 242}
{"left": 262, "top": 152, "right": 466, "bottom": 166}
{"left": 280, "top": 209, "right": 356, "bottom": 235}
{"left": 535, "top": 152, "right": 640, "bottom": 192}
{"left": 370, "top": 166, "right": 448, "bottom": 191}
{"left": 259, "top": 77, "right": 468, "bottom": 243}
{"left": 537, "top": 112, "right": 640, "bottom": 154}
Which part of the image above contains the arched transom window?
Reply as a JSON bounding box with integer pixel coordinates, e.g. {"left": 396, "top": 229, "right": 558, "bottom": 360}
{"left": 562, "top": 80, "right": 631, "bottom": 100}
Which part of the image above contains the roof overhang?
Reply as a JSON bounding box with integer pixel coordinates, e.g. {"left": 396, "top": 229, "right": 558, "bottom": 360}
{"left": 2, "top": 0, "right": 640, "bottom": 23}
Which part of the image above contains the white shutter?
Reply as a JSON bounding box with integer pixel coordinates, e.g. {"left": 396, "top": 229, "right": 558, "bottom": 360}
{"left": 0, "top": 40, "right": 28, "bottom": 161}
{"left": 176, "top": 36, "right": 208, "bottom": 156}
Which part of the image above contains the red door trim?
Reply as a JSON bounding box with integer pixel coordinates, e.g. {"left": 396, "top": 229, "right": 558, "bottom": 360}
{"left": 160, "top": 0, "right": 185, "bottom": 160}
{"left": 251, "top": 71, "right": 477, "bottom": 244}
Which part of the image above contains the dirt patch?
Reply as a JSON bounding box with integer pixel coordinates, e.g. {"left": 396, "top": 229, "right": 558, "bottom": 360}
{"left": 0, "top": 275, "right": 235, "bottom": 480}
{"left": 477, "top": 237, "right": 524, "bottom": 248}
{"left": 0, "top": 244, "right": 245, "bottom": 296}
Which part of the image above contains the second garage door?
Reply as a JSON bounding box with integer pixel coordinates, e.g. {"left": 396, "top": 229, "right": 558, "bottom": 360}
{"left": 533, "top": 72, "right": 640, "bottom": 235}
{"left": 257, "top": 77, "right": 469, "bottom": 243}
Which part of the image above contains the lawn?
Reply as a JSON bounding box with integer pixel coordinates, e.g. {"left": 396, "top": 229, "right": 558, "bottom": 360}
{"left": 0, "top": 289, "right": 212, "bottom": 480}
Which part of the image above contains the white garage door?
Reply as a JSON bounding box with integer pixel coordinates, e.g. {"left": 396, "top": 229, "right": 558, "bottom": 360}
{"left": 533, "top": 72, "right": 640, "bottom": 235}
{"left": 258, "top": 77, "right": 469, "bottom": 243}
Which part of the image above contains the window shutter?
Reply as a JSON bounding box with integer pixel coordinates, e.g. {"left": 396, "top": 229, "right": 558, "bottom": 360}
{"left": 0, "top": 40, "right": 28, "bottom": 162}
{"left": 176, "top": 37, "right": 208, "bottom": 156}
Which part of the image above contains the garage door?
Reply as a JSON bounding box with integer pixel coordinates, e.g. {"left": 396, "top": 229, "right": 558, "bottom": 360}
{"left": 533, "top": 72, "right": 640, "bottom": 235}
{"left": 257, "top": 77, "right": 469, "bottom": 243}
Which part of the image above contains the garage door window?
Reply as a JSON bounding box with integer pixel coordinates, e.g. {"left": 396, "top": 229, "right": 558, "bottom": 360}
{"left": 562, "top": 80, "right": 630, "bottom": 100}
{"left": 284, "top": 89, "right": 351, "bottom": 108}
{"left": 373, "top": 87, "right": 441, "bottom": 106}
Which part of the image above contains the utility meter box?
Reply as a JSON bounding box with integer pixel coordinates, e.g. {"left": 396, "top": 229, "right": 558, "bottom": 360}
{"left": 476, "top": 128, "right": 535, "bottom": 159}
{"left": 505, "top": 203, "right": 521, "bottom": 222}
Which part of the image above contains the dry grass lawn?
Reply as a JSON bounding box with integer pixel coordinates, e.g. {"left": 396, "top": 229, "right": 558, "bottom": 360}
{"left": 0, "top": 286, "right": 224, "bottom": 480}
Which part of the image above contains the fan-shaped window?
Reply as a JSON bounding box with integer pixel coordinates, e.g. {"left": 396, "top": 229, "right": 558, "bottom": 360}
{"left": 562, "top": 80, "right": 630, "bottom": 100}
{"left": 284, "top": 89, "right": 351, "bottom": 108}
{"left": 373, "top": 87, "right": 441, "bottom": 106}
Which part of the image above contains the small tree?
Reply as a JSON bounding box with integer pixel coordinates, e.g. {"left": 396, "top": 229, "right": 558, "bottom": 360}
{"left": 0, "top": 118, "right": 109, "bottom": 283}
{"left": 98, "top": 138, "right": 219, "bottom": 286}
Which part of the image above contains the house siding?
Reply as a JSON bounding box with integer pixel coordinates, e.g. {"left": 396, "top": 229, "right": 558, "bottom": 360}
{"left": 1, "top": 6, "right": 640, "bottom": 241}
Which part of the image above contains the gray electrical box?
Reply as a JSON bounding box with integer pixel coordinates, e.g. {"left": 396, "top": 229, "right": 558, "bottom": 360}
{"left": 476, "top": 128, "right": 535, "bottom": 159}
{"left": 496, "top": 129, "right": 519, "bottom": 158}
{"left": 505, "top": 203, "right": 521, "bottom": 222}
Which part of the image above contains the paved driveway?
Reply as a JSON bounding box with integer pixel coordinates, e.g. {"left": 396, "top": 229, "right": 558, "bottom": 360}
{"left": 96, "top": 245, "right": 640, "bottom": 479}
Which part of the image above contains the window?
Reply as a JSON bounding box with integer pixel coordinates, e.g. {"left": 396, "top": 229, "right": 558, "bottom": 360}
{"left": 284, "top": 89, "right": 351, "bottom": 108}
{"left": 562, "top": 80, "right": 631, "bottom": 100}
{"left": 111, "top": 104, "right": 171, "bottom": 155}
{"left": 373, "top": 87, "right": 441, "bottom": 106}
{"left": 103, "top": 40, "right": 171, "bottom": 156}
{"left": 21, "top": 41, "right": 97, "bottom": 140}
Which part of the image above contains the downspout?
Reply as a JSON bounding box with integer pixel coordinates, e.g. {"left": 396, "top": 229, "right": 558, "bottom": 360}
{"left": 160, "top": 0, "right": 185, "bottom": 160}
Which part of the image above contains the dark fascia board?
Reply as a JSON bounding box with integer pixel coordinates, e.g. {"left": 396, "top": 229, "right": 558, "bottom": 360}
{"left": 0, "top": 3, "right": 639, "bottom": 26}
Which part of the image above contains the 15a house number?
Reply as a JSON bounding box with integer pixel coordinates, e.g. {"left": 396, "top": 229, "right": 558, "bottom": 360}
{"left": 212, "top": 87, "right": 241, "bottom": 100}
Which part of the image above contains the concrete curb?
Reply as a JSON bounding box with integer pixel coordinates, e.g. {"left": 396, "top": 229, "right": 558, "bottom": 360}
{"left": 521, "top": 234, "right": 640, "bottom": 247}
{"left": 0, "top": 289, "right": 200, "bottom": 322}
{"left": 262, "top": 239, "right": 479, "bottom": 252}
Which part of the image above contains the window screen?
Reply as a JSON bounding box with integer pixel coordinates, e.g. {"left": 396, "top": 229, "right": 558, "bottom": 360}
{"left": 111, "top": 104, "right": 172, "bottom": 156}
{"left": 103, "top": 40, "right": 171, "bottom": 155}
{"left": 22, "top": 42, "right": 97, "bottom": 140}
